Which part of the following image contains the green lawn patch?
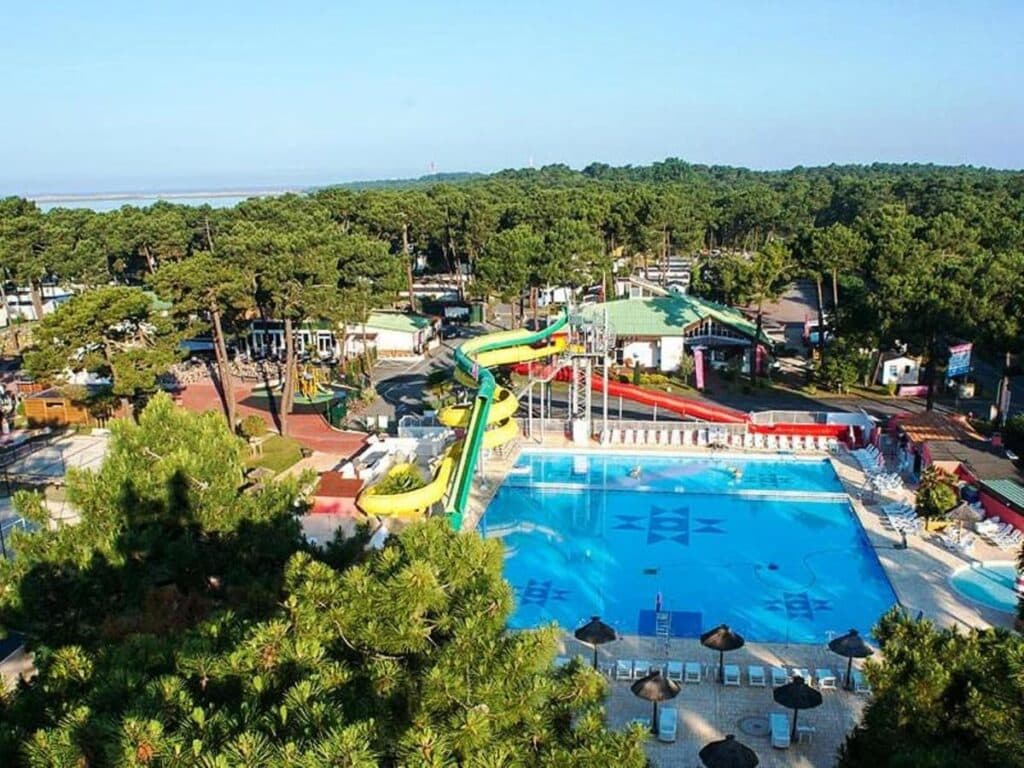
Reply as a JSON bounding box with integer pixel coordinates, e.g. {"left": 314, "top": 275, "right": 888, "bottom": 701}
{"left": 246, "top": 435, "right": 304, "bottom": 474}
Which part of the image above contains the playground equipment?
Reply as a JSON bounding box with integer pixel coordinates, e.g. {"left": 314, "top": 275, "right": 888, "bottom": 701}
{"left": 298, "top": 364, "right": 331, "bottom": 400}
{"left": 357, "top": 313, "right": 569, "bottom": 527}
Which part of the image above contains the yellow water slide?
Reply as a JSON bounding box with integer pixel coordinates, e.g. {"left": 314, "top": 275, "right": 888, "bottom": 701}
{"left": 355, "top": 327, "right": 566, "bottom": 519}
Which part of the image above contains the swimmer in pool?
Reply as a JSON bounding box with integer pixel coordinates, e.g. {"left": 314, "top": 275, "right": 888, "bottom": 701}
{"left": 629, "top": 465, "right": 643, "bottom": 479}
{"left": 729, "top": 466, "right": 743, "bottom": 481}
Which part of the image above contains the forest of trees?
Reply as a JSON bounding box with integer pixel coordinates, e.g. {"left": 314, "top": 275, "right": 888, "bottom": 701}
{"left": 2, "top": 159, "right": 1023, "bottom": 424}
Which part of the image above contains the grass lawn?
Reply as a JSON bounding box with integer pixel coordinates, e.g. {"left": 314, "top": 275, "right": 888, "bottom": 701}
{"left": 246, "top": 435, "right": 304, "bottom": 474}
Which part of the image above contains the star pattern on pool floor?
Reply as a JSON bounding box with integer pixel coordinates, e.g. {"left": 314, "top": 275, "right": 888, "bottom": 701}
{"left": 613, "top": 506, "right": 725, "bottom": 545}
{"left": 514, "top": 579, "right": 571, "bottom": 607}
{"left": 764, "top": 592, "right": 833, "bottom": 619}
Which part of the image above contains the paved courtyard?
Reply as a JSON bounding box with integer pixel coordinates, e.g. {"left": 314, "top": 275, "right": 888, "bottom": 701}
{"left": 561, "top": 633, "right": 867, "bottom": 767}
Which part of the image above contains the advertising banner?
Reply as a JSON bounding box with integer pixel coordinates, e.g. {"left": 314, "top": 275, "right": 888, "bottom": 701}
{"left": 947, "top": 343, "right": 972, "bottom": 377}
{"left": 693, "top": 347, "right": 705, "bottom": 390}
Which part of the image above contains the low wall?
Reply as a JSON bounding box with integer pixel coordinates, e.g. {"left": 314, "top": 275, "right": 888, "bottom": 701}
{"left": 979, "top": 490, "right": 1024, "bottom": 533}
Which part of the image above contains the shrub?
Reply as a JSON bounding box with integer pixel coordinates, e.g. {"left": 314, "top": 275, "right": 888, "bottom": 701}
{"left": 1004, "top": 414, "right": 1024, "bottom": 455}
{"left": 240, "top": 414, "right": 267, "bottom": 439}
{"left": 373, "top": 464, "right": 426, "bottom": 495}
{"left": 915, "top": 465, "right": 958, "bottom": 530}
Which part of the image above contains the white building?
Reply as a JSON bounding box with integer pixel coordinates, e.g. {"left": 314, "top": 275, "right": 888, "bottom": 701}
{"left": 878, "top": 353, "right": 922, "bottom": 386}
{"left": 246, "top": 311, "right": 438, "bottom": 360}
{"left": 3, "top": 285, "right": 74, "bottom": 323}
{"left": 579, "top": 294, "right": 773, "bottom": 373}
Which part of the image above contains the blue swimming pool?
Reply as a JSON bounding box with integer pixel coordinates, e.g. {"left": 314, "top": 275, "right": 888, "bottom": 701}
{"left": 483, "top": 451, "right": 898, "bottom": 644}
{"left": 950, "top": 562, "right": 1019, "bottom": 613}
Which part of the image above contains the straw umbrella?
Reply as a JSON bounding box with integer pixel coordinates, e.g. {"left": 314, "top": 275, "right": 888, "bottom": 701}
{"left": 700, "top": 624, "right": 745, "bottom": 683}
{"left": 828, "top": 628, "right": 874, "bottom": 690}
{"left": 772, "top": 676, "right": 822, "bottom": 740}
{"left": 630, "top": 669, "right": 680, "bottom": 734}
{"left": 699, "top": 734, "right": 759, "bottom": 768}
{"left": 573, "top": 616, "right": 617, "bottom": 669}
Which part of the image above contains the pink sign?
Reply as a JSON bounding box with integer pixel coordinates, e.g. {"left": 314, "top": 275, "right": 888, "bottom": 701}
{"left": 693, "top": 347, "right": 705, "bottom": 390}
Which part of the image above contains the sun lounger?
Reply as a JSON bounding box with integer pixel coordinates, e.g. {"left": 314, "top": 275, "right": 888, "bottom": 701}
{"left": 748, "top": 665, "right": 766, "bottom": 687}
{"left": 623, "top": 429, "right": 634, "bottom": 445}
{"left": 684, "top": 662, "right": 702, "bottom": 684}
{"left": 851, "top": 670, "right": 872, "bottom": 694}
{"left": 657, "top": 706, "right": 678, "bottom": 742}
{"left": 633, "top": 660, "right": 653, "bottom": 679}
{"left": 615, "top": 659, "right": 633, "bottom": 680}
{"left": 796, "top": 724, "right": 816, "bottom": 743}
{"left": 816, "top": 668, "right": 837, "bottom": 690}
{"left": 659, "top": 429, "right": 670, "bottom": 445}
{"left": 609, "top": 429, "right": 620, "bottom": 445}
{"left": 753, "top": 434, "right": 765, "bottom": 449}
{"left": 770, "top": 712, "right": 791, "bottom": 749}
{"left": 743, "top": 433, "right": 754, "bottom": 448}
{"left": 697, "top": 429, "right": 709, "bottom": 447}
{"left": 771, "top": 666, "right": 788, "bottom": 687}
{"left": 723, "top": 664, "right": 741, "bottom": 686}
{"left": 666, "top": 660, "right": 683, "bottom": 681}
{"left": 670, "top": 429, "right": 681, "bottom": 446}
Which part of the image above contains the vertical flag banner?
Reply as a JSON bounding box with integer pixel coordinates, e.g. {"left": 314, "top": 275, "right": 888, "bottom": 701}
{"left": 693, "top": 347, "right": 705, "bottom": 390}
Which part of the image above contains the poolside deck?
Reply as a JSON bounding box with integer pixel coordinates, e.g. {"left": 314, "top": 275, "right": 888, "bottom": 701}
{"left": 564, "top": 634, "right": 866, "bottom": 767}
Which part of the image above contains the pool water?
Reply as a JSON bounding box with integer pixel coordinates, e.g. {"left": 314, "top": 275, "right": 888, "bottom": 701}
{"left": 950, "top": 562, "right": 1019, "bottom": 613}
{"left": 483, "top": 451, "right": 898, "bottom": 644}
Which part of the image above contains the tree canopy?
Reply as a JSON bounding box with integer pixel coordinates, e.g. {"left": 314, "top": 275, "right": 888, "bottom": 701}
{"left": 0, "top": 396, "right": 646, "bottom": 768}
{"left": 839, "top": 609, "right": 1024, "bottom": 768}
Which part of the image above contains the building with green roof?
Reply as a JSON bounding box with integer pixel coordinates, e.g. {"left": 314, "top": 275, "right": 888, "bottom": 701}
{"left": 246, "top": 310, "right": 438, "bottom": 360}
{"left": 579, "top": 295, "right": 772, "bottom": 373}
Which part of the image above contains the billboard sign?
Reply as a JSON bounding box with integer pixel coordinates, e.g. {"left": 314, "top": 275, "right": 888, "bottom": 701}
{"left": 947, "top": 343, "right": 972, "bottom": 378}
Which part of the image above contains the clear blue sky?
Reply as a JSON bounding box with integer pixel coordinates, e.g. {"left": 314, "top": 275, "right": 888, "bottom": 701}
{"left": 2, "top": 0, "right": 1022, "bottom": 194}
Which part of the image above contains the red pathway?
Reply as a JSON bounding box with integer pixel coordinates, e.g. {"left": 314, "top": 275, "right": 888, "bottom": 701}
{"left": 177, "top": 379, "right": 367, "bottom": 458}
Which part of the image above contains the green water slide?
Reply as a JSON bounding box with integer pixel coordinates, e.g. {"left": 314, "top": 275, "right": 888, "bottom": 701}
{"left": 445, "top": 310, "right": 570, "bottom": 529}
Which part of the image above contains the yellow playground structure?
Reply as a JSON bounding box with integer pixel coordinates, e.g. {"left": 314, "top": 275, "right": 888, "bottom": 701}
{"left": 356, "top": 314, "right": 568, "bottom": 524}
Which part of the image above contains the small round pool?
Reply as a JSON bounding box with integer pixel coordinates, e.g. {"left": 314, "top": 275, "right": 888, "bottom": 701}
{"left": 949, "top": 562, "right": 1020, "bottom": 614}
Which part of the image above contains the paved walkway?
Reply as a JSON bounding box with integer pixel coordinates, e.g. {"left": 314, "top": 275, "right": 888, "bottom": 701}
{"left": 179, "top": 378, "right": 368, "bottom": 457}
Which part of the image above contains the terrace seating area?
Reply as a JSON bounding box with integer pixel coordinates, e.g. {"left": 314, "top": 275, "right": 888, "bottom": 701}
{"left": 598, "top": 426, "right": 838, "bottom": 453}
{"left": 570, "top": 634, "right": 873, "bottom": 766}
{"left": 976, "top": 517, "right": 1024, "bottom": 551}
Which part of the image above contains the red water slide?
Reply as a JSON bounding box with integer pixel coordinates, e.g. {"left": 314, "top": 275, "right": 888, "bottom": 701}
{"left": 513, "top": 362, "right": 748, "bottom": 423}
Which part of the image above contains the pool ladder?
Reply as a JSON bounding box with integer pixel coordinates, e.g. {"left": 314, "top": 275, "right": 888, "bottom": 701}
{"left": 655, "top": 611, "right": 672, "bottom": 654}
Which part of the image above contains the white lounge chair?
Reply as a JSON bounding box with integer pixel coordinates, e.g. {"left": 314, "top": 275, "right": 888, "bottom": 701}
{"left": 743, "top": 433, "right": 754, "bottom": 448}
{"left": 682, "top": 429, "right": 693, "bottom": 445}
{"left": 598, "top": 430, "right": 608, "bottom": 445}
{"left": 748, "top": 665, "right": 766, "bottom": 687}
{"left": 684, "top": 662, "right": 702, "bottom": 684}
{"left": 666, "top": 660, "right": 683, "bottom": 682}
{"left": 815, "top": 668, "right": 837, "bottom": 690}
{"left": 659, "top": 429, "right": 669, "bottom": 445}
{"left": 657, "top": 706, "right": 678, "bottom": 742}
{"left": 670, "top": 429, "right": 681, "bottom": 446}
{"left": 623, "top": 429, "right": 634, "bottom": 445}
{"left": 723, "top": 664, "right": 741, "bottom": 686}
{"left": 609, "top": 429, "right": 620, "bottom": 445}
{"left": 615, "top": 659, "right": 633, "bottom": 680}
{"left": 697, "top": 429, "right": 709, "bottom": 447}
{"left": 796, "top": 724, "right": 816, "bottom": 743}
{"left": 771, "top": 666, "right": 788, "bottom": 687}
{"left": 770, "top": 712, "right": 791, "bottom": 749}
{"left": 633, "top": 660, "right": 653, "bottom": 679}
{"left": 851, "top": 669, "right": 872, "bottom": 694}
